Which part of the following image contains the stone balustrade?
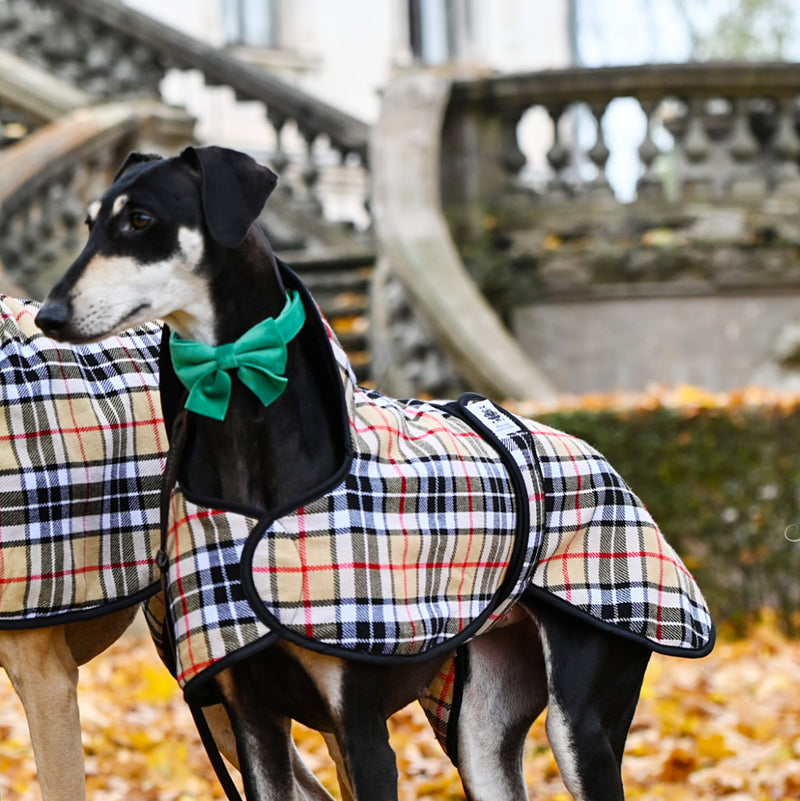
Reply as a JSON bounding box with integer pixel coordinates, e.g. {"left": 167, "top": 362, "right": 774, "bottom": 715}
{"left": 0, "top": 100, "right": 194, "bottom": 297}
{"left": 445, "top": 62, "right": 800, "bottom": 209}
{"left": 439, "top": 62, "right": 800, "bottom": 394}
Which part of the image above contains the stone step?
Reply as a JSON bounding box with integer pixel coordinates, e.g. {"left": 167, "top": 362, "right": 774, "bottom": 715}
{"left": 291, "top": 253, "right": 374, "bottom": 384}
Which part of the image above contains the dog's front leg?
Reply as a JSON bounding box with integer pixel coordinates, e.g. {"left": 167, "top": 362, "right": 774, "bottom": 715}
{"left": 280, "top": 643, "right": 399, "bottom": 801}
{"left": 201, "top": 702, "right": 330, "bottom": 801}
{"left": 0, "top": 627, "right": 84, "bottom": 801}
{"left": 331, "top": 662, "right": 399, "bottom": 801}
{"left": 215, "top": 665, "right": 332, "bottom": 801}
{"left": 320, "top": 732, "right": 354, "bottom": 801}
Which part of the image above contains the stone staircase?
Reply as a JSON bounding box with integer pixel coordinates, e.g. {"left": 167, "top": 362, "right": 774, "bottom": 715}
{"left": 0, "top": 0, "right": 376, "bottom": 381}
{"left": 289, "top": 253, "right": 374, "bottom": 383}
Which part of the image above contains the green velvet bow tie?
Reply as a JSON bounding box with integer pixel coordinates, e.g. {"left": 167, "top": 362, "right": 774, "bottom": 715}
{"left": 169, "top": 290, "right": 306, "bottom": 421}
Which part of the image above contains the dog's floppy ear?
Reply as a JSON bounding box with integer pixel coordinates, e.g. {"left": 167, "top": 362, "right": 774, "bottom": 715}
{"left": 180, "top": 146, "right": 278, "bottom": 249}
{"left": 113, "top": 152, "right": 163, "bottom": 183}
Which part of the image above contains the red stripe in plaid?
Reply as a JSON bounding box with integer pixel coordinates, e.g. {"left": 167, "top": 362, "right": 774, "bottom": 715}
{"left": 373, "top": 400, "right": 419, "bottom": 647}
{"left": 0, "top": 417, "right": 164, "bottom": 442}
{"left": 297, "top": 505, "right": 315, "bottom": 638}
{"left": 252, "top": 558, "right": 512, "bottom": 574}
{"left": 538, "top": 549, "right": 693, "bottom": 578}
{"left": 420, "top": 655, "right": 458, "bottom": 755}
{"left": 171, "top": 503, "right": 220, "bottom": 679}
{"left": 0, "top": 559, "right": 154, "bottom": 584}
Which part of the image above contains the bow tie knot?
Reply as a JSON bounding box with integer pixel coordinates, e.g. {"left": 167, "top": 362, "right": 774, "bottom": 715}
{"left": 169, "top": 290, "right": 306, "bottom": 421}
{"left": 214, "top": 343, "right": 239, "bottom": 372}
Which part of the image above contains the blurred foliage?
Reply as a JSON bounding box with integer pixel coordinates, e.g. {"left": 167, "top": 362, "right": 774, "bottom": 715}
{"left": 528, "top": 391, "right": 800, "bottom": 633}
{"left": 691, "top": 0, "right": 796, "bottom": 60}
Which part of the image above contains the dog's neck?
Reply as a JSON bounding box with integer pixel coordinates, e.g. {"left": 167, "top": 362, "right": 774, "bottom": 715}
{"left": 178, "top": 228, "right": 342, "bottom": 512}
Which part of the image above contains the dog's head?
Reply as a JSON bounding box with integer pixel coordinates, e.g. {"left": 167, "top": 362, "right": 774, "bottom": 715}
{"left": 36, "top": 146, "right": 277, "bottom": 344}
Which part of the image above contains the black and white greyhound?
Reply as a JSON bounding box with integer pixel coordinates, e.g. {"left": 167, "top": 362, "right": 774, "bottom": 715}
{"left": 35, "top": 146, "right": 713, "bottom": 801}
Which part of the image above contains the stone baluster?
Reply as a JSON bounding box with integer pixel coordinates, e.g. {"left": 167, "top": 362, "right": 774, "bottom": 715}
{"left": 726, "top": 96, "right": 763, "bottom": 197}
{"left": 298, "top": 125, "right": 324, "bottom": 216}
{"left": 546, "top": 104, "right": 569, "bottom": 194}
{"left": 771, "top": 96, "right": 800, "bottom": 194}
{"left": 678, "top": 97, "right": 713, "bottom": 199}
{"left": 499, "top": 108, "right": 527, "bottom": 185}
{"left": 587, "top": 100, "right": 611, "bottom": 193}
{"left": 728, "top": 98, "right": 759, "bottom": 162}
{"left": 266, "top": 109, "right": 291, "bottom": 196}
{"left": 636, "top": 98, "right": 664, "bottom": 199}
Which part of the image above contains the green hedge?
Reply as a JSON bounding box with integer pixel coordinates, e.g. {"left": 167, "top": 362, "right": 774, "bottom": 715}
{"left": 537, "top": 403, "right": 800, "bottom": 634}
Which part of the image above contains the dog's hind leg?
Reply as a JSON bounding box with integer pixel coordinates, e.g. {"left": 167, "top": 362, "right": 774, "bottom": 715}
{"left": 530, "top": 599, "right": 651, "bottom": 801}
{"left": 454, "top": 611, "right": 549, "bottom": 801}
{"left": 0, "top": 626, "right": 84, "bottom": 801}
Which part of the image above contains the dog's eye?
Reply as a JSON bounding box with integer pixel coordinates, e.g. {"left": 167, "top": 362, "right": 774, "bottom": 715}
{"left": 84, "top": 215, "right": 94, "bottom": 231}
{"left": 129, "top": 211, "right": 152, "bottom": 231}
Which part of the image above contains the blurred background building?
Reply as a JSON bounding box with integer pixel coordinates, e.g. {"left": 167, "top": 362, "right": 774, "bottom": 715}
{"left": 2, "top": 0, "right": 800, "bottom": 398}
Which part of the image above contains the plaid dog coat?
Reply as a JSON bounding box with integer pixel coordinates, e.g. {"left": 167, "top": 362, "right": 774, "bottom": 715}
{"left": 0, "top": 296, "right": 166, "bottom": 625}
{"left": 148, "top": 268, "right": 713, "bottom": 706}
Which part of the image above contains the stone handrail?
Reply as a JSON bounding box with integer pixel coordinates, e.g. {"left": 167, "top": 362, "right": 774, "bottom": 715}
{"left": 56, "top": 0, "right": 369, "bottom": 161}
{"left": 0, "top": 50, "right": 91, "bottom": 124}
{"left": 445, "top": 61, "right": 800, "bottom": 207}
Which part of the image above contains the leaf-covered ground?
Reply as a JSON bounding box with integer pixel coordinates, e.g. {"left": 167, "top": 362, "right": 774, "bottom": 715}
{"left": 0, "top": 615, "right": 798, "bottom": 800}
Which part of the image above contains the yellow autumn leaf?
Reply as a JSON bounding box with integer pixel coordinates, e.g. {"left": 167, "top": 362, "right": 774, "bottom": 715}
{"left": 131, "top": 662, "right": 177, "bottom": 703}
{"left": 697, "top": 733, "right": 734, "bottom": 761}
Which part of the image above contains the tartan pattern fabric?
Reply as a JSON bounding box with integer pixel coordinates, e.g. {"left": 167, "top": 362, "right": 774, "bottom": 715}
{"left": 419, "top": 652, "right": 459, "bottom": 756}
{"left": 0, "top": 296, "right": 166, "bottom": 624}
{"left": 161, "top": 393, "right": 542, "bottom": 688}
{"left": 161, "top": 491, "right": 272, "bottom": 686}
{"left": 152, "top": 301, "right": 712, "bottom": 694}
{"left": 524, "top": 418, "right": 712, "bottom": 650}
{"left": 246, "top": 393, "right": 542, "bottom": 655}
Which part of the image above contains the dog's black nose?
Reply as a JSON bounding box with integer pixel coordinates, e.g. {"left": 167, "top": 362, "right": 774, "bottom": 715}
{"left": 35, "top": 303, "right": 70, "bottom": 337}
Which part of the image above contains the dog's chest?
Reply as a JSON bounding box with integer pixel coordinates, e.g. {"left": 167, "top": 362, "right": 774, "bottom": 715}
{"left": 0, "top": 296, "right": 166, "bottom": 624}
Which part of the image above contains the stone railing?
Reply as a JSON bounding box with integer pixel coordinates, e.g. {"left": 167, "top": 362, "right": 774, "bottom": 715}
{"left": 437, "top": 62, "right": 800, "bottom": 394}
{"left": 445, "top": 62, "right": 800, "bottom": 209}
{"left": 0, "top": 0, "right": 371, "bottom": 241}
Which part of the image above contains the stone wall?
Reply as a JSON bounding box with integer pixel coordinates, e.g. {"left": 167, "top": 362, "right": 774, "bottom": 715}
{"left": 452, "top": 192, "right": 800, "bottom": 395}
{"left": 515, "top": 293, "right": 800, "bottom": 394}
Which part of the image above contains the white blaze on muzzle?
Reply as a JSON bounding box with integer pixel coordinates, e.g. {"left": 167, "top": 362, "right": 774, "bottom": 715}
{"left": 64, "top": 226, "right": 215, "bottom": 344}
